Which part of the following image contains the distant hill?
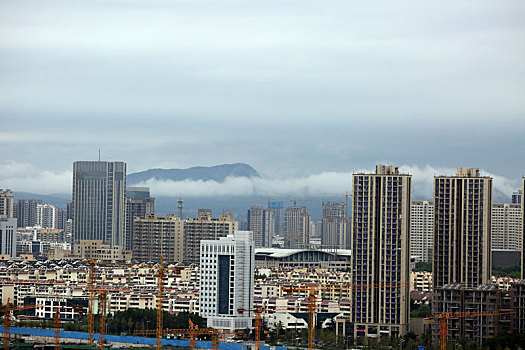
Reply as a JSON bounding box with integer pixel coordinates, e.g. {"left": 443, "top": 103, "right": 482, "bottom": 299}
{"left": 127, "top": 163, "right": 259, "bottom": 185}
{"left": 13, "top": 192, "right": 70, "bottom": 208}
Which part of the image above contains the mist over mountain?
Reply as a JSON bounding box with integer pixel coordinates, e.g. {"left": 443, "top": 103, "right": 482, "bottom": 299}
{"left": 127, "top": 163, "right": 258, "bottom": 185}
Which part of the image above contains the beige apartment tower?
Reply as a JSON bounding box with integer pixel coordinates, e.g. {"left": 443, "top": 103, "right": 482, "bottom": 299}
{"left": 183, "top": 210, "right": 237, "bottom": 265}
{"left": 284, "top": 206, "right": 311, "bottom": 249}
{"left": 351, "top": 165, "right": 411, "bottom": 337}
{"left": 133, "top": 214, "right": 184, "bottom": 264}
{"left": 433, "top": 168, "right": 492, "bottom": 289}
{"left": 0, "top": 189, "right": 14, "bottom": 218}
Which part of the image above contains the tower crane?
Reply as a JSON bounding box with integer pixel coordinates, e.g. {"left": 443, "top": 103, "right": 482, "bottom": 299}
{"left": 53, "top": 294, "right": 85, "bottom": 350}
{"left": 237, "top": 307, "right": 264, "bottom": 350}
{"left": 95, "top": 288, "right": 107, "bottom": 350}
{"left": 2, "top": 298, "right": 40, "bottom": 350}
{"left": 428, "top": 310, "right": 515, "bottom": 350}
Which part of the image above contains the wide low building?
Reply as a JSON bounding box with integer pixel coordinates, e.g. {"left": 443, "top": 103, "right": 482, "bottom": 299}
{"left": 254, "top": 248, "right": 351, "bottom": 270}
{"left": 432, "top": 281, "right": 525, "bottom": 345}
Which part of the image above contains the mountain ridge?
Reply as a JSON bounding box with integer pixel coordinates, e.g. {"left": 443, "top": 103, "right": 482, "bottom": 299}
{"left": 127, "top": 163, "right": 259, "bottom": 185}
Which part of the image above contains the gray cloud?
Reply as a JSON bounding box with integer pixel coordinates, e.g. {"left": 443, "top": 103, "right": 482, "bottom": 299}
{"left": 1, "top": 0, "right": 524, "bottom": 180}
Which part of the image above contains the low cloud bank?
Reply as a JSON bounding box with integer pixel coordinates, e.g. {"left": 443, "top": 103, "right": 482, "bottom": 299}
{"left": 0, "top": 161, "right": 72, "bottom": 194}
{"left": 0, "top": 161, "right": 520, "bottom": 201}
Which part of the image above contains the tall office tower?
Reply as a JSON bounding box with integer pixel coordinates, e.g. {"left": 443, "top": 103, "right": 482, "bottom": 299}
{"left": 410, "top": 201, "right": 434, "bottom": 263}
{"left": 56, "top": 208, "right": 67, "bottom": 230}
{"left": 352, "top": 165, "right": 411, "bottom": 337}
{"left": 433, "top": 168, "right": 492, "bottom": 290}
{"left": 321, "top": 201, "right": 348, "bottom": 249}
{"left": 269, "top": 201, "right": 283, "bottom": 234}
{"left": 14, "top": 199, "right": 42, "bottom": 227}
{"left": 133, "top": 214, "right": 184, "bottom": 263}
{"left": 184, "top": 210, "right": 238, "bottom": 265}
{"left": 491, "top": 203, "right": 522, "bottom": 251}
{"left": 66, "top": 200, "right": 73, "bottom": 220}
{"left": 0, "top": 190, "right": 14, "bottom": 218}
{"left": 72, "top": 161, "right": 126, "bottom": 247}
{"left": 247, "top": 206, "right": 273, "bottom": 248}
{"left": 124, "top": 187, "right": 155, "bottom": 250}
{"left": 284, "top": 206, "right": 310, "bottom": 249}
{"left": 0, "top": 215, "right": 17, "bottom": 257}
{"left": 199, "top": 230, "right": 254, "bottom": 330}
{"left": 36, "top": 204, "right": 57, "bottom": 229}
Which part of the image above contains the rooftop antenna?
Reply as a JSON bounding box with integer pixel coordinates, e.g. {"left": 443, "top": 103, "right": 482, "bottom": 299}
{"left": 98, "top": 149, "right": 101, "bottom": 161}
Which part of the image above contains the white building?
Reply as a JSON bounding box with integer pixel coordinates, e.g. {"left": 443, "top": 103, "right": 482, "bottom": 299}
{"left": 410, "top": 201, "right": 433, "bottom": 263}
{"left": 0, "top": 215, "right": 17, "bottom": 257}
{"left": 199, "top": 230, "right": 254, "bottom": 330}
{"left": 36, "top": 204, "right": 57, "bottom": 229}
{"left": 491, "top": 203, "right": 522, "bottom": 251}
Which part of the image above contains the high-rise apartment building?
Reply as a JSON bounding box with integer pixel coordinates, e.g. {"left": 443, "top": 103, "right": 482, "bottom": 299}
{"left": 124, "top": 187, "right": 155, "bottom": 251}
{"left": 247, "top": 206, "right": 273, "bottom": 248}
{"left": 56, "top": 208, "right": 67, "bottom": 230}
{"left": 410, "top": 201, "right": 434, "bottom": 263}
{"left": 0, "top": 215, "right": 17, "bottom": 257}
{"left": 0, "top": 190, "right": 14, "bottom": 218}
{"left": 321, "top": 201, "right": 348, "bottom": 249}
{"left": 351, "top": 165, "right": 411, "bottom": 337}
{"left": 491, "top": 203, "right": 522, "bottom": 251}
{"left": 522, "top": 178, "right": 525, "bottom": 279}
{"left": 36, "top": 204, "right": 57, "bottom": 229}
{"left": 72, "top": 161, "right": 126, "bottom": 247}
{"left": 133, "top": 214, "right": 183, "bottom": 263}
{"left": 199, "top": 230, "right": 254, "bottom": 330}
{"left": 269, "top": 201, "right": 283, "bottom": 234}
{"left": 184, "top": 210, "right": 237, "bottom": 265}
{"left": 433, "top": 168, "right": 492, "bottom": 290}
{"left": 284, "top": 206, "right": 310, "bottom": 249}
{"left": 14, "top": 199, "right": 42, "bottom": 228}
{"left": 66, "top": 200, "right": 73, "bottom": 220}
{"left": 512, "top": 190, "right": 522, "bottom": 204}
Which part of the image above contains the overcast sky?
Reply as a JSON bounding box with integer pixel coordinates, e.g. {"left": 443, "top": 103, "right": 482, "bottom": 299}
{"left": 1, "top": 0, "right": 524, "bottom": 197}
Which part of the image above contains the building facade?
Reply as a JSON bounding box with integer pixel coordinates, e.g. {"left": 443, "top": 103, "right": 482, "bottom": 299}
{"left": 433, "top": 168, "right": 492, "bottom": 289}
{"left": 432, "top": 282, "right": 525, "bottom": 345}
{"left": 491, "top": 203, "right": 522, "bottom": 251}
{"left": 36, "top": 204, "right": 57, "bottom": 229}
{"left": 321, "top": 201, "right": 348, "bottom": 249}
{"left": 522, "top": 178, "right": 525, "bottom": 279}
{"left": 410, "top": 201, "right": 433, "bottom": 263}
{"left": 183, "top": 210, "right": 237, "bottom": 265}
{"left": 72, "top": 161, "right": 126, "bottom": 248}
{"left": 351, "top": 165, "right": 411, "bottom": 337}
{"left": 284, "top": 206, "right": 310, "bottom": 249}
{"left": 0, "top": 215, "right": 17, "bottom": 257}
{"left": 73, "top": 240, "right": 131, "bottom": 261}
{"left": 0, "top": 190, "right": 14, "bottom": 218}
{"left": 247, "top": 206, "right": 273, "bottom": 248}
{"left": 133, "top": 214, "right": 184, "bottom": 263}
{"left": 512, "top": 190, "right": 522, "bottom": 204}
{"left": 124, "top": 187, "right": 155, "bottom": 251}
{"left": 199, "top": 231, "right": 254, "bottom": 330}
{"left": 15, "top": 199, "right": 42, "bottom": 228}
{"left": 269, "top": 201, "right": 284, "bottom": 234}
